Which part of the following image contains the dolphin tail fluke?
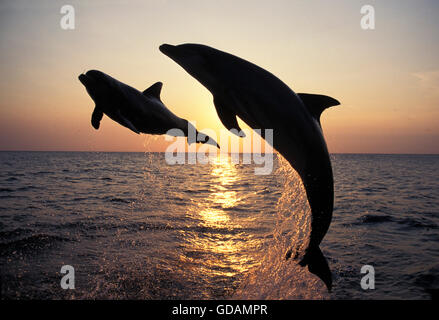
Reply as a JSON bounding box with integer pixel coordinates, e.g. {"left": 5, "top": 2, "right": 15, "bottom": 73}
{"left": 299, "top": 246, "right": 332, "bottom": 291}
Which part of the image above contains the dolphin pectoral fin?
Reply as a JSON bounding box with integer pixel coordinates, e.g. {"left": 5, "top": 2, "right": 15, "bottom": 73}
{"left": 91, "top": 106, "right": 104, "bottom": 130}
{"left": 297, "top": 93, "right": 340, "bottom": 123}
{"left": 116, "top": 110, "right": 140, "bottom": 134}
{"left": 299, "top": 246, "right": 332, "bottom": 291}
{"left": 213, "top": 96, "right": 246, "bottom": 137}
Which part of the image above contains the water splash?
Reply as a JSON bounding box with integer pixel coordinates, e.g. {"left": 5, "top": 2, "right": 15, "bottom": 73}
{"left": 233, "top": 154, "right": 328, "bottom": 299}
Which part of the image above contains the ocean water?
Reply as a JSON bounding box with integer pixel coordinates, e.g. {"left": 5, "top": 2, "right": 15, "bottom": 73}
{"left": 0, "top": 151, "right": 438, "bottom": 300}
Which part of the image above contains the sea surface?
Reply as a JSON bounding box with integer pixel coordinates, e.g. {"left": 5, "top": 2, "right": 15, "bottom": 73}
{"left": 0, "top": 151, "right": 438, "bottom": 299}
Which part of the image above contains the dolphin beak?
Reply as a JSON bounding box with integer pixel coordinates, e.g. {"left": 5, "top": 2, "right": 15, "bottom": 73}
{"left": 159, "top": 44, "right": 175, "bottom": 56}
{"left": 159, "top": 44, "right": 181, "bottom": 60}
{"left": 78, "top": 73, "right": 97, "bottom": 88}
{"left": 78, "top": 73, "right": 88, "bottom": 86}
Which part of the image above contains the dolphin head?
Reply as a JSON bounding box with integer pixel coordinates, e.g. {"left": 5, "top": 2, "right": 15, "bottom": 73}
{"left": 159, "top": 44, "right": 219, "bottom": 89}
{"left": 78, "top": 70, "right": 118, "bottom": 104}
{"left": 79, "top": 70, "right": 143, "bottom": 133}
{"left": 159, "top": 44, "right": 203, "bottom": 65}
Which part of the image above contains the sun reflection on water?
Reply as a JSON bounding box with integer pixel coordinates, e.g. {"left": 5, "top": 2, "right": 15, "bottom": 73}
{"left": 181, "top": 155, "right": 260, "bottom": 281}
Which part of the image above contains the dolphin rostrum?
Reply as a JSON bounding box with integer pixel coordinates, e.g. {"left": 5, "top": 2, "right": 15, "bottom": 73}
{"left": 78, "top": 70, "right": 219, "bottom": 148}
{"left": 159, "top": 43, "right": 340, "bottom": 290}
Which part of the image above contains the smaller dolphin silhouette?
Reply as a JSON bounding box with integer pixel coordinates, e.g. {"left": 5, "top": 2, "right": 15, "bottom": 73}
{"left": 78, "top": 70, "right": 219, "bottom": 148}
{"left": 159, "top": 43, "right": 340, "bottom": 290}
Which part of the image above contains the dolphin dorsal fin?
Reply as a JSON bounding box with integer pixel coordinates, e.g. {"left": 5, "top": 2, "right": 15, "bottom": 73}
{"left": 297, "top": 93, "right": 340, "bottom": 122}
{"left": 143, "top": 82, "right": 163, "bottom": 98}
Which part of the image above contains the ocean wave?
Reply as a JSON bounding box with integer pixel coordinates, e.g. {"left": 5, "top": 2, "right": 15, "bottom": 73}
{"left": 255, "top": 187, "right": 271, "bottom": 195}
{"left": 0, "top": 186, "right": 38, "bottom": 193}
{"left": 0, "top": 228, "right": 33, "bottom": 240}
{"left": 32, "top": 171, "right": 53, "bottom": 175}
{"left": 109, "top": 197, "right": 132, "bottom": 203}
{"left": 0, "top": 234, "right": 71, "bottom": 255}
{"left": 0, "top": 194, "right": 26, "bottom": 199}
{"left": 16, "top": 185, "right": 38, "bottom": 192}
{"left": 397, "top": 218, "right": 438, "bottom": 230}
{"left": 6, "top": 173, "right": 25, "bottom": 177}
{"left": 52, "top": 218, "right": 267, "bottom": 238}
{"left": 413, "top": 266, "right": 439, "bottom": 299}
{"left": 72, "top": 196, "right": 101, "bottom": 201}
{"left": 349, "top": 214, "right": 438, "bottom": 231}
{"left": 358, "top": 214, "right": 394, "bottom": 224}
{"left": 358, "top": 186, "right": 388, "bottom": 193}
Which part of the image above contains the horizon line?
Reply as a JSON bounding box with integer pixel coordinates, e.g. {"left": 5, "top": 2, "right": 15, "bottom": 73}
{"left": 1, "top": 150, "right": 438, "bottom": 156}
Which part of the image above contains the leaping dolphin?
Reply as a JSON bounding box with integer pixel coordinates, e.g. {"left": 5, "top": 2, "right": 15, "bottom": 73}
{"left": 159, "top": 43, "right": 340, "bottom": 290}
{"left": 78, "top": 70, "right": 219, "bottom": 148}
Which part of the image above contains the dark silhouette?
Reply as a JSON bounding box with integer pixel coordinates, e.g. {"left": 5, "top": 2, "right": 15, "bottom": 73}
{"left": 78, "top": 70, "right": 219, "bottom": 148}
{"left": 159, "top": 43, "right": 340, "bottom": 291}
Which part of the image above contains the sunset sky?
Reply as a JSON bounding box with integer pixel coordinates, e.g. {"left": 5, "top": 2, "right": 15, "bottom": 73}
{"left": 0, "top": 0, "right": 438, "bottom": 153}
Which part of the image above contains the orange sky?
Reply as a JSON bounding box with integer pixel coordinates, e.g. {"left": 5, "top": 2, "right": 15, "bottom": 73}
{"left": 0, "top": 0, "right": 438, "bottom": 153}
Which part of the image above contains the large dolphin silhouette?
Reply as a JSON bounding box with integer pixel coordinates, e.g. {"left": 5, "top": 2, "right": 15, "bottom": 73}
{"left": 78, "top": 70, "right": 219, "bottom": 148}
{"left": 159, "top": 43, "right": 340, "bottom": 290}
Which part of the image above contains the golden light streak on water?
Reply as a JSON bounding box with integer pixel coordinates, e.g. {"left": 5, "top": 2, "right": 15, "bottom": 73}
{"left": 181, "top": 155, "right": 259, "bottom": 279}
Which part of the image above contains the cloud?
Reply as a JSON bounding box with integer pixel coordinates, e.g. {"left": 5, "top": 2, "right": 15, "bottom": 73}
{"left": 412, "top": 70, "right": 439, "bottom": 90}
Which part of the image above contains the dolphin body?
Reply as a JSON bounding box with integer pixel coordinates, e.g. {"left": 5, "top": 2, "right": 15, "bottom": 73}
{"left": 78, "top": 70, "right": 219, "bottom": 147}
{"left": 159, "top": 43, "right": 340, "bottom": 290}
